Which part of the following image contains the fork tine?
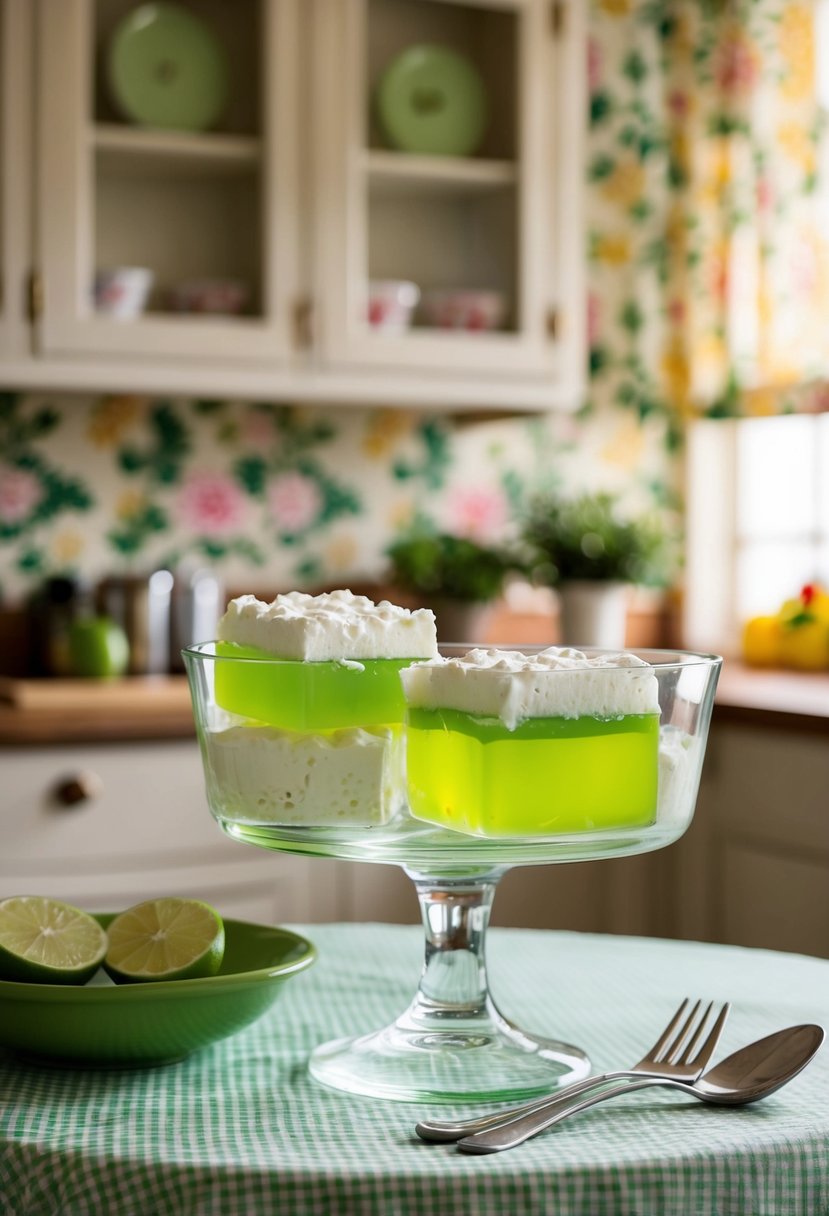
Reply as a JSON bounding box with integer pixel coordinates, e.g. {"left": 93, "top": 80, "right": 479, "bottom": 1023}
{"left": 682, "top": 1001, "right": 730, "bottom": 1070}
{"left": 675, "top": 1000, "right": 715, "bottom": 1064}
{"left": 654, "top": 999, "right": 703, "bottom": 1064}
{"left": 645, "top": 998, "right": 691, "bottom": 1061}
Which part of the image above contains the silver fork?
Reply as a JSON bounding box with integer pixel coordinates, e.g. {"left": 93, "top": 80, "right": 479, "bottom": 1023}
{"left": 416, "top": 998, "right": 730, "bottom": 1143}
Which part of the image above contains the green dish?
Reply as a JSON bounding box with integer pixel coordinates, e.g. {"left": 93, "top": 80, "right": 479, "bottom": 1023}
{"left": 107, "top": 3, "right": 229, "bottom": 132}
{"left": 376, "top": 44, "right": 488, "bottom": 157}
{"left": 0, "top": 917, "right": 315, "bottom": 1067}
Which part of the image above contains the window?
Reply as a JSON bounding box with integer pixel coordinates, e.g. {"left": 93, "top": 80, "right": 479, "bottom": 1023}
{"left": 684, "top": 415, "right": 829, "bottom": 653}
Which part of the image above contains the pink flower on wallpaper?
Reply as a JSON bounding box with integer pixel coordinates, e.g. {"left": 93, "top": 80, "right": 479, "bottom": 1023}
{"left": 447, "top": 486, "right": 508, "bottom": 542}
{"left": 267, "top": 471, "right": 323, "bottom": 534}
{"left": 0, "top": 465, "right": 43, "bottom": 524}
{"left": 176, "top": 471, "right": 247, "bottom": 536}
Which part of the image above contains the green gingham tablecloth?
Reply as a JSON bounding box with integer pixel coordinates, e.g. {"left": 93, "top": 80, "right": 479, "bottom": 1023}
{"left": 2, "top": 924, "right": 829, "bottom": 1216}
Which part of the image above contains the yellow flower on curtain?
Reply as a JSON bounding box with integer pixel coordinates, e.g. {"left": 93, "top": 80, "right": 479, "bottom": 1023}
{"left": 660, "top": 338, "right": 692, "bottom": 411}
{"left": 600, "top": 160, "right": 646, "bottom": 209}
{"left": 776, "top": 122, "right": 817, "bottom": 175}
{"left": 590, "top": 234, "right": 631, "bottom": 265}
{"left": 778, "top": 4, "right": 815, "bottom": 100}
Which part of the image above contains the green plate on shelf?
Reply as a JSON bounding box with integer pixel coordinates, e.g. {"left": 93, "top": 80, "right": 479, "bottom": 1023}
{"left": 107, "top": 3, "right": 229, "bottom": 132}
{"left": 376, "top": 44, "right": 488, "bottom": 157}
{"left": 0, "top": 917, "right": 315, "bottom": 1067}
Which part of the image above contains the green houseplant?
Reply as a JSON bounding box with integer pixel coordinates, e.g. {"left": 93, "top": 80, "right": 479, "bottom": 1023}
{"left": 520, "top": 492, "right": 671, "bottom": 647}
{"left": 386, "top": 531, "right": 520, "bottom": 640}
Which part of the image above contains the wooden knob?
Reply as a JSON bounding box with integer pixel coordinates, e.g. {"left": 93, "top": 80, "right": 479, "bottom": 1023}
{"left": 51, "top": 771, "right": 103, "bottom": 807}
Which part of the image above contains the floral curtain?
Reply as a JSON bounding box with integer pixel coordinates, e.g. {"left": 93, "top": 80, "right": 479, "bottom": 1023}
{"left": 587, "top": 0, "right": 828, "bottom": 422}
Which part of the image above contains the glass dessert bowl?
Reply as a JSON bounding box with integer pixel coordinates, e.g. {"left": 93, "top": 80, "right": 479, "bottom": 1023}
{"left": 184, "top": 598, "right": 721, "bottom": 1103}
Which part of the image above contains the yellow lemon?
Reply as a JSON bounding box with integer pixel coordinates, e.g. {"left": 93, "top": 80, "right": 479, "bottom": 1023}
{"left": 741, "top": 616, "right": 781, "bottom": 667}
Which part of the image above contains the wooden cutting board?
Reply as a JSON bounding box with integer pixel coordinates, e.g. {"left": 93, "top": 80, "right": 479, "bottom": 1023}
{"left": 0, "top": 674, "right": 192, "bottom": 713}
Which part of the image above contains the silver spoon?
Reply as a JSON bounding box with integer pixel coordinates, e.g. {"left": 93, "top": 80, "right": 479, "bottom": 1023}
{"left": 457, "top": 1023, "right": 824, "bottom": 1155}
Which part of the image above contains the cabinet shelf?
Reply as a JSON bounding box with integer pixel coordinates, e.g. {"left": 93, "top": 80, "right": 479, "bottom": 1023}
{"left": 92, "top": 124, "right": 262, "bottom": 179}
{"left": 364, "top": 149, "right": 516, "bottom": 197}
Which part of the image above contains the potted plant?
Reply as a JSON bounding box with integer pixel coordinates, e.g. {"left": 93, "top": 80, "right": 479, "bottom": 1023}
{"left": 520, "top": 492, "right": 671, "bottom": 647}
{"left": 385, "top": 530, "right": 520, "bottom": 641}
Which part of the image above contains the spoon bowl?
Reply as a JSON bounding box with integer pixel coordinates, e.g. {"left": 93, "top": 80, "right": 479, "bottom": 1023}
{"left": 456, "top": 1024, "right": 825, "bottom": 1154}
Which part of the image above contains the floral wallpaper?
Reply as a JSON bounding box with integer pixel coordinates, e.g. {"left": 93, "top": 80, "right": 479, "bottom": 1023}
{"left": 1, "top": 0, "right": 825, "bottom": 604}
{"left": 0, "top": 393, "right": 673, "bottom": 603}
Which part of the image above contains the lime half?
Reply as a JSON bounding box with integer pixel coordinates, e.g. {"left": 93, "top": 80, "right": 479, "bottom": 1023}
{"left": 104, "top": 898, "right": 225, "bottom": 984}
{"left": 0, "top": 896, "right": 108, "bottom": 985}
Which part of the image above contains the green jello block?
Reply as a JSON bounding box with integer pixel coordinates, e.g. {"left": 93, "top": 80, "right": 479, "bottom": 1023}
{"left": 405, "top": 708, "right": 659, "bottom": 837}
{"left": 215, "top": 642, "right": 416, "bottom": 729}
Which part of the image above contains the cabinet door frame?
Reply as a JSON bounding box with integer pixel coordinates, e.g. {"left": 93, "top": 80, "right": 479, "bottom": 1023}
{"left": 35, "top": 0, "right": 302, "bottom": 366}
{"left": 311, "top": 0, "right": 585, "bottom": 397}
{"left": 0, "top": 0, "right": 33, "bottom": 360}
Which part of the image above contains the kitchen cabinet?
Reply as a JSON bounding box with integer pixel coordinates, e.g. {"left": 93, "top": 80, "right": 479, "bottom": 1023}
{"left": 1, "top": 738, "right": 351, "bottom": 923}
{"left": 0, "top": 0, "right": 585, "bottom": 411}
{"left": 0, "top": 0, "right": 32, "bottom": 362}
{"left": 660, "top": 719, "right": 829, "bottom": 960}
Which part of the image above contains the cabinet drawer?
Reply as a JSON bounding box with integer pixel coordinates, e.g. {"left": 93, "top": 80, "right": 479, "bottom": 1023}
{"left": 0, "top": 740, "right": 237, "bottom": 872}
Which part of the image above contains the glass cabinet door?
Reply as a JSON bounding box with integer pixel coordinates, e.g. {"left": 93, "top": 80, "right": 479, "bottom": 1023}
{"left": 0, "top": 0, "right": 32, "bottom": 360}
{"left": 36, "top": 0, "right": 301, "bottom": 365}
{"left": 312, "top": 0, "right": 585, "bottom": 402}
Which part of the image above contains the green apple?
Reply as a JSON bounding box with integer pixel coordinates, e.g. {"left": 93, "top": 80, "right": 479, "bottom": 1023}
{"left": 67, "top": 615, "right": 130, "bottom": 678}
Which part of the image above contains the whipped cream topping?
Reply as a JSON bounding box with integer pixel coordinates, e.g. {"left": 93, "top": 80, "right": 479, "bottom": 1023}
{"left": 400, "top": 646, "right": 660, "bottom": 729}
{"left": 219, "top": 589, "right": 437, "bottom": 661}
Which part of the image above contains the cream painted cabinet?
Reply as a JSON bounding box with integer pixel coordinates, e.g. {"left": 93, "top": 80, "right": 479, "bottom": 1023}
{"left": 1, "top": 739, "right": 350, "bottom": 924}
{"left": 0, "top": 0, "right": 32, "bottom": 362}
{"left": 1, "top": 0, "right": 585, "bottom": 410}
{"left": 657, "top": 721, "right": 829, "bottom": 960}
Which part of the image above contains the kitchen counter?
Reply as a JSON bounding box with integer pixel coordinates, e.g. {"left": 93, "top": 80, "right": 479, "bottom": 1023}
{"left": 0, "top": 661, "right": 827, "bottom": 745}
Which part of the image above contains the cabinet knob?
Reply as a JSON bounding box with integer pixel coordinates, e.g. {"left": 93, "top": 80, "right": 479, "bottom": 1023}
{"left": 51, "top": 771, "right": 103, "bottom": 808}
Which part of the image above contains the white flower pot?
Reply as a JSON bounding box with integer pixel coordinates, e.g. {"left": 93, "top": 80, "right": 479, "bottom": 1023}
{"left": 557, "top": 581, "right": 628, "bottom": 649}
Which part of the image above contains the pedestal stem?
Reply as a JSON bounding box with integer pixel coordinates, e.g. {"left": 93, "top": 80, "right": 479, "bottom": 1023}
{"left": 405, "top": 875, "right": 497, "bottom": 1025}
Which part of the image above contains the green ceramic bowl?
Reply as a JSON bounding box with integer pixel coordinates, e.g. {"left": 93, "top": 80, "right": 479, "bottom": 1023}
{"left": 0, "top": 916, "right": 315, "bottom": 1067}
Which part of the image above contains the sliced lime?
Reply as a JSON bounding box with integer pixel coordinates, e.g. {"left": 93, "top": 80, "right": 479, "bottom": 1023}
{"left": 104, "top": 897, "right": 225, "bottom": 984}
{"left": 0, "top": 896, "right": 108, "bottom": 985}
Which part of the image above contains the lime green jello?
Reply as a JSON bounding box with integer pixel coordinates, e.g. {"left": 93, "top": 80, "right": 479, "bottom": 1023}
{"left": 215, "top": 642, "right": 418, "bottom": 730}
{"left": 405, "top": 707, "right": 659, "bottom": 836}
{"left": 214, "top": 590, "right": 438, "bottom": 731}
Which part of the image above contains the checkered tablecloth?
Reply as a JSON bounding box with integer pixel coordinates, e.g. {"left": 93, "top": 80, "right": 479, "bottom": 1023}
{"left": 2, "top": 923, "right": 829, "bottom": 1216}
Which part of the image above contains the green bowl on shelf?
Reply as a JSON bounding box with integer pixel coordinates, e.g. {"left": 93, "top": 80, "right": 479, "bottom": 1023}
{"left": 0, "top": 917, "right": 315, "bottom": 1067}
{"left": 107, "top": 3, "right": 229, "bottom": 132}
{"left": 376, "top": 44, "right": 488, "bottom": 157}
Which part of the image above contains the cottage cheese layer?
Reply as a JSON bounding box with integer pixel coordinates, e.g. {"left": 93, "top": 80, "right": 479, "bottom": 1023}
{"left": 219, "top": 589, "right": 437, "bottom": 662}
{"left": 401, "top": 646, "right": 660, "bottom": 730}
{"left": 204, "top": 724, "right": 403, "bottom": 827}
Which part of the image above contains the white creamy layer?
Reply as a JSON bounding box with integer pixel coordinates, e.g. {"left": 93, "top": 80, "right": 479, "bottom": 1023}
{"left": 204, "top": 723, "right": 402, "bottom": 826}
{"left": 219, "top": 589, "right": 437, "bottom": 661}
{"left": 401, "top": 646, "right": 660, "bottom": 729}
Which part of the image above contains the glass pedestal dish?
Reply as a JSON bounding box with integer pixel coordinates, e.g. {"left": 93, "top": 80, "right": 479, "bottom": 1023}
{"left": 184, "top": 644, "right": 721, "bottom": 1103}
